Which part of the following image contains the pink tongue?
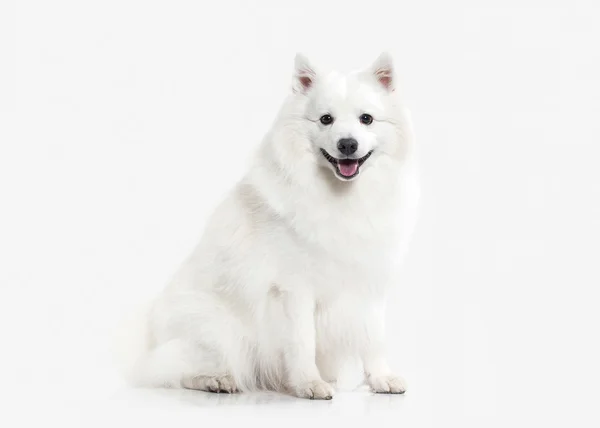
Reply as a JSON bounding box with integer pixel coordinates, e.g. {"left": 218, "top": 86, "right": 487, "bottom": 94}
{"left": 338, "top": 160, "right": 359, "bottom": 177}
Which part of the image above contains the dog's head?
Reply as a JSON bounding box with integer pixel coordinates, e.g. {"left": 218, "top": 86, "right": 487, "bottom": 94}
{"left": 288, "top": 53, "right": 407, "bottom": 182}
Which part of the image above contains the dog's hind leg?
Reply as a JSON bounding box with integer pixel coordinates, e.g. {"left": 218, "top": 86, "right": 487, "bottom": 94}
{"left": 181, "top": 374, "right": 238, "bottom": 393}
{"left": 177, "top": 343, "right": 239, "bottom": 393}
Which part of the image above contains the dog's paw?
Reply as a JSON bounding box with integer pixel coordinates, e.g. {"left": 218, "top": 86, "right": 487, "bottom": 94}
{"left": 368, "top": 375, "right": 406, "bottom": 394}
{"left": 291, "top": 379, "right": 335, "bottom": 400}
{"left": 181, "top": 374, "right": 238, "bottom": 393}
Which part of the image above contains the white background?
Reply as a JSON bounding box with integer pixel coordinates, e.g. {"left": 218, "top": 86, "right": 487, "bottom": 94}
{"left": 2, "top": 0, "right": 600, "bottom": 426}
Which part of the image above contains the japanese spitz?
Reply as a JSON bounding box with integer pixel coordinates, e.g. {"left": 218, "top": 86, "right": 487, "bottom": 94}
{"left": 118, "top": 53, "right": 419, "bottom": 400}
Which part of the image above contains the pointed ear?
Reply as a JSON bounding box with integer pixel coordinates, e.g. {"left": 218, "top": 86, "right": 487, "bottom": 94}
{"left": 370, "top": 52, "right": 395, "bottom": 91}
{"left": 293, "top": 53, "right": 317, "bottom": 94}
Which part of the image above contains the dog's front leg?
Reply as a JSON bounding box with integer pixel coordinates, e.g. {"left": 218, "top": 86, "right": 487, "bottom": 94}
{"left": 281, "top": 290, "right": 334, "bottom": 400}
{"left": 361, "top": 302, "right": 407, "bottom": 394}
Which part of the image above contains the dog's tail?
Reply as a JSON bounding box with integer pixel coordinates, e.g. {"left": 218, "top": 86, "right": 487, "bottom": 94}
{"left": 112, "top": 300, "right": 196, "bottom": 388}
{"left": 111, "top": 300, "right": 153, "bottom": 385}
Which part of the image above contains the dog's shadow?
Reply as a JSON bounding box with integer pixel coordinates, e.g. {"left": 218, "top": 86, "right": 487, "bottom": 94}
{"left": 129, "top": 385, "right": 405, "bottom": 414}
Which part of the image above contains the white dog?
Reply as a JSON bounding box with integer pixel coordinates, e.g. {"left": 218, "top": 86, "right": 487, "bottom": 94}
{"left": 119, "top": 53, "right": 419, "bottom": 400}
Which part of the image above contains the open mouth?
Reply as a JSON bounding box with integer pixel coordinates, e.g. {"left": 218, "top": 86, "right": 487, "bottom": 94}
{"left": 320, "top": 149, "right": 373, "bottom": 180}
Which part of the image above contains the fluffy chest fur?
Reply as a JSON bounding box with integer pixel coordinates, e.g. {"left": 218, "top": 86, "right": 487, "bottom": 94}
{"left": 241, "top": 150, "right": 419, "bottom": 301}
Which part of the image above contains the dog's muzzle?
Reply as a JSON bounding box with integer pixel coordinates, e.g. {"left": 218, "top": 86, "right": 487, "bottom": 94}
{"left": 320, "top": 148, "right": 373, "bottom": 180}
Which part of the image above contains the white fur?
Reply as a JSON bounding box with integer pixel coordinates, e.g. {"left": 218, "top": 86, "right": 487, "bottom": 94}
{"left": 119, "top": 53, "right": 420, "bottom": 399}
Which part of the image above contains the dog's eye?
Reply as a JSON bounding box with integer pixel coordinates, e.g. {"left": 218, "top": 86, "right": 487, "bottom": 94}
{"left": 359, "top": 114, "right": 373, "bottom": 125}
{"left": 319, "top": 114, "right": 334, "bottom": 125}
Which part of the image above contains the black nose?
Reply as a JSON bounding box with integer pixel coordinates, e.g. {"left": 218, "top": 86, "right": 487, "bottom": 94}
{"left": 337, "top": 138, "right": 358, "bottom": 156}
